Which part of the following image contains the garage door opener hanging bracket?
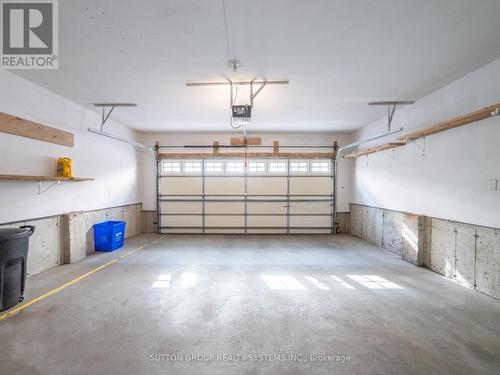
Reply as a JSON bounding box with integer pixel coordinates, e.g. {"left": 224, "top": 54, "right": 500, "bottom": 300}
{"left": 186, "top": 78, "right": 289, "bottom": 142}
{"left": 93, "top": 103, "right": 138, "bottom": 131}
{"left": 229, "top": 78, "right": 267, "bottom": 140}
{"left": 368, "top": 101, "right": 415, "bottom": 131}
{"left": 100, "top": 105, "right": 114, "bottom": 131}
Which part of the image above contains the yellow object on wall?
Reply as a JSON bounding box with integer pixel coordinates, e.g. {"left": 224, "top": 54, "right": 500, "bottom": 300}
{"left": 56, "top": 157, "right": 73, "bottom": 177}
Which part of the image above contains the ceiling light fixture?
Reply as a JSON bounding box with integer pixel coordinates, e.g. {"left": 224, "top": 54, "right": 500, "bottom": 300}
{"left": 228, "top": 58, "right": 241, "bottom": 73}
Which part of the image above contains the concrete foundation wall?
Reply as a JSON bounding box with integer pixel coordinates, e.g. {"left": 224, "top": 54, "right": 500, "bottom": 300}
{"left": 0, "top": 203, "right": 143, "bottom": 277}
{"left": 141, "top": 211, "right": 157, "bottom": 234}
{"left": 350, "top": 203, "right": 500, "bottom": 300}
{"left": 26, "top": 217, "right": 61, "bottom": 276}
{"left": 336, "top": 212, "right": 350, "bottom": 234}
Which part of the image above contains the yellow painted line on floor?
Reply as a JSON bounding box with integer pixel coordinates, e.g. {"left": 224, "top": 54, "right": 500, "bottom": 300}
{"left": 0, "top": 237, "right": 163, "bottom": 322}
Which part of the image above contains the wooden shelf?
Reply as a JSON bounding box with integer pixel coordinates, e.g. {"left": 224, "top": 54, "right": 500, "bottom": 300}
{"left": 344, "top": 141, "right": 406, "bottom": 158}
{"left": 0, "top": 112, "right": 74, "bottom": 147}
{"left": 398, "top": 102, "right": 500, "bottom": 141}
{"left": 0, "top": 175, "right": 94, "bottom": 182}
{"left": 158, "top": 152, "right": 336, "bottom": 159}
{"left": 344, "top": 102, "right": 500, "bottom": 158}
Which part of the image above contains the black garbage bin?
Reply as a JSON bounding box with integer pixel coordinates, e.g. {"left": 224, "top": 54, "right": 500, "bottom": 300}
{"left": 0, "top": 225, "right": 35, "bottom": 312}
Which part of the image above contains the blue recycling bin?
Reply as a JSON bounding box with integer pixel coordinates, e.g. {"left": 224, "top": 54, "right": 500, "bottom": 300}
{"left": 93, "top": 221, "right": 126, "bottom": 252}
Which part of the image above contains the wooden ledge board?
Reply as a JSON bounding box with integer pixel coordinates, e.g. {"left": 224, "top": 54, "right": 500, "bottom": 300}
{"left": 0, "top": 112, "right": 74, "bottom": 147}
{"left": 343, "top": 141, "right": 406, "bottom": 158}
{"left": 398, "top": 102, "right": 500, "bottom": 141}
{"left": 230, "top": 137, "right": 261, "bottom": 145}
{"left": 0, "top": 175, "right": 94, "bottom": 182}
{"left": 158, "top": 152, "right": 335, "bottom": 159}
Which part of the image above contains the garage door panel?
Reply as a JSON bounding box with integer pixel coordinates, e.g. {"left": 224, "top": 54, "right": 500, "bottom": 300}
{"left": 162, "top": 228, "right": 203, "bottom": 234}
{"left": 205, "top": 197, "right": 242, "bottom": 201}
{"left": 161, "top": 201, "right": 202, "bottom": 214}
{"left": 205, "top": 178, "right": 245, "bottom": 195}
{"left": 247, "top": 215, "right": 287, "bottom": 228}
{"left": 205, "top": 228, "right": 244, "bottom": 234}
{"left": 290, "top": 215, "right": 331, "bottom": 228}
{"left": 290, "top": 202, "right": 332, "bottom": 215}
{"left": 205, "top": 215, "right": 244, "bottom": 227}
{"left": 247, "top": 177, "right": 287, "bottom": 195}
{"left": 205, "top": 202, "right": 244, "bottom": 214}
{"left": 160, "top": 177, "right": 202, "bottom": 195}
{"left": 290, "top": 228, "right": 331, "bottom": 234}
{"left": 247, "top": 229, "right": 287, "bottom": 234}
{"left": 161, "top": 215, "right": 202, "bottom": 227}
{"left": 290, "top": 177, "right": 331, "bottom": 195}
{"left": 247, "top": 202, "right": 287, "bottom": 215}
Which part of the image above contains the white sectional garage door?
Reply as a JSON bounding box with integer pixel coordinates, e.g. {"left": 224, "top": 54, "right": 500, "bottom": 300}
{"left": 158, "top": 158, "right": 334, "bottom": 234}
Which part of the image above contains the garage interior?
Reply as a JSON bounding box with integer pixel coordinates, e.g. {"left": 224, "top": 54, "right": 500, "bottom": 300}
{"left": 1, "top": 1, "right": 500, "bottom": 374}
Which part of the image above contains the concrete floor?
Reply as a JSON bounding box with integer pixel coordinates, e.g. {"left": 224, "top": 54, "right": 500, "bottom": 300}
{"left": 1, "top": 234, "right": 500, "bottom": 375}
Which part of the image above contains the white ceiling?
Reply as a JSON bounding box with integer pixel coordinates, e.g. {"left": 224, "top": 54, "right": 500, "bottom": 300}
{"left": 14, "top": 0, "right": 500, "bottom": 133}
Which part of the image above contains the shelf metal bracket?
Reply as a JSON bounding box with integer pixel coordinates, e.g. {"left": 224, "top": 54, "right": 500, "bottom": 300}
{"left": 409, "top": 136, "right": 426, "bottom": 156}
{"left": 382, "top": 148, "right": 396, "bottom": 159}
{"left": 38, "top": 180, "right": 61, "bottom": 195}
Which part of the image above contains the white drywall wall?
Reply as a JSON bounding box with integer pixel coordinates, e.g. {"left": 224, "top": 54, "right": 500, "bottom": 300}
{"left": 138, "top": 132, "right": 353, "bottom": 213}
{"left": 0, "top": 72, "right": 143, "bottom": 223}
{"left": 351, "top": 58, "right": 500, "bottom": 229}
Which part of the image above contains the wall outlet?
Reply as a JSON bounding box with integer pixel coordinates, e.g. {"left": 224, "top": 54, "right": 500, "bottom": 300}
{"left": 490, "top": 179, "right": 498, "bottom": 191}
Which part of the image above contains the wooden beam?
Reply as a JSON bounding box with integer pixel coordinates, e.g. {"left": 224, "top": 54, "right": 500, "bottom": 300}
{"left": 273, "top": 141, "right": 280, "bottom": 157}
{"left": 398, "top": 102, "right": 500, "bottom": 141}
{"left": 343, "top": 141, "right": 407, "bottom": 158}
{"left": 0, "top": 175, "right": 94, "bottom": 181}
{"left": 158, "top": 152, "right": 335, "bottom": 159}
{"left": 213, "top": 141, "right": 220, "bottom": 156}
{"left": 230, "top": 137, "right": 261, "bottom": 145}
{"left": 278, "top": 152, "right": 335, "bottom": 158}
{"left": 0, "top": 112, "right": 74, "bottom": 147}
